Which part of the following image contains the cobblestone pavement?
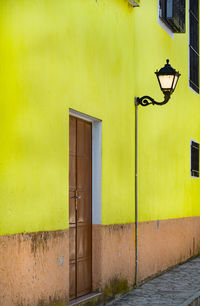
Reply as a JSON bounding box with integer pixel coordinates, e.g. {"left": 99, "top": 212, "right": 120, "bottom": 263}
{"left": 108, "top": 256, "right": 200, "bottom": 306}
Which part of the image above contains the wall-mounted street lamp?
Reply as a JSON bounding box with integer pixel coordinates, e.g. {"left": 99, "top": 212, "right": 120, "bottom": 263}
{"left": 136, "top": 59, "right": 181, "bottom": 106}
{"left": 134, "top": 59, "right": 180, "bottom": 288}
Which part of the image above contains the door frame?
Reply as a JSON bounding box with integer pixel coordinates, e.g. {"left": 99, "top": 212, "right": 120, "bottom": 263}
{"left": 69, "top": 108, "right": 102, "bottom": 293}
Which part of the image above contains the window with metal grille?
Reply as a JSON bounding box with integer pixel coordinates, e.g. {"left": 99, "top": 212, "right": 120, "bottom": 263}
{"left": 189, "top": 0, "right": 199, "bottom": 94}
{"left": 159, "top": 0, "right": 186, "bottom": 33}
{"left": 191, "top": 141, "right": 199, "bottom": 178}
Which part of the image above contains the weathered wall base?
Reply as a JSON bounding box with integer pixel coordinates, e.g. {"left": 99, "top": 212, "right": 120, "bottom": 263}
{"left": 92, "top": 224, "right": 135, "bottom": 291}
{"left": 93, "top": 217, "right": 200, "bottom": 293}
{"left": 138, "top": 217, "right": 200, "bottom": 282}
{"left": 0, "top": 230, "right": 69, "bottom": 306}
{"left": 1, "top": 217, "right": 200, "bottom": 305}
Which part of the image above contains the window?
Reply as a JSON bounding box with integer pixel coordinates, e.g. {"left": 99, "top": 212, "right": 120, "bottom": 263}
{"left": 189, "top": 0, "right": 199, "bottom": 94}
{"left": 159, "top": 0, "right": 186, "bottom": 33}
{"left": 191, "top": 140, "right": 199, "bottom": 178}
{"left": 128, "top": 0, "right": 139, "bottom": 6}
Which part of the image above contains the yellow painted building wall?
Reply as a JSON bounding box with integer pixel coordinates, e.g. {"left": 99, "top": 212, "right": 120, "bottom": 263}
{"left": 136, "top": 0, "right": 200, "bottom": 222}
{"left": 0, "top": 0, "right": 199, "bottom": 235}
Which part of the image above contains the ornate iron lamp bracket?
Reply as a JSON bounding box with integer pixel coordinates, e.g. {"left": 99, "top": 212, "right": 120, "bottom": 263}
{"left": 136, "top": 92, "right": 171, "bottom": 107}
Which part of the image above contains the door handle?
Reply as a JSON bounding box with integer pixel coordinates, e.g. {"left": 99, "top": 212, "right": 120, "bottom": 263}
{"left": 75, "top": 191, "right": 81, "bottom": 200}
{"left": 75, "top": 191, "right": 81, "bottom": 210}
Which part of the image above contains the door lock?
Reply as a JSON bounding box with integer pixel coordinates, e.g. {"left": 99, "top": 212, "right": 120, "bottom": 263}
{"left": 75, "top": 191, "right": 81, "bottom": 211}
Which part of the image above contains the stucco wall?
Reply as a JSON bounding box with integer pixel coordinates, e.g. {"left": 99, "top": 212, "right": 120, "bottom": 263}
{"left": 1, "top": 0, "right": 200, "bottom": 236}
{"left": 0, "top": 230, "right": 69, "bottom": 306}
{"left": 1, "top": 218, "right": 200, "bottom": 305}
{"left": 0, "top": 0, "right": 136, "bottom": 235}
{"left": 1, "top": 1, "right": 200, "bottom": 303}
{"left": 1, "top": 0, "right": 200, "bottom": 235}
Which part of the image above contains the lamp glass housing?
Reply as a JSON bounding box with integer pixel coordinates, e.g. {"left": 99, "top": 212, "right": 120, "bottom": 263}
{"left": 158, "top": 75, "right": 175, "bottom": 90}
{"left": 155, "top": 60, "right": 180, "bottom": 95}
{"left": 172, "top": 75, "right": 179, "bottom": 90}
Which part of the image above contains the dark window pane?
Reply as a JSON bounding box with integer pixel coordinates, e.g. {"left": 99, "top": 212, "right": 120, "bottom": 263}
{"left": 190, "top": 14, "right": 199, "bottom": 52}
{"left": 191, "top": 141, "right": 199, "bottom": 178}
{"left": 166, "top": 0, "right": 173, "bottom": 17}
{"left": 173, "top": 0, "right": 186, "bottom": 31}
{"left": 189, "top": 0, "right": 199, "bottom": 94}
{"left": 190, "top": 48, "right": 199, "bottom": 93}
{"left": 190, "top": 0, "right": 199, "bottom": 19}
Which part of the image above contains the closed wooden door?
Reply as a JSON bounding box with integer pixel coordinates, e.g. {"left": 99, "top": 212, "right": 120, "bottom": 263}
{"left": 69, "top": 116, "right": 92, "bottom": 300}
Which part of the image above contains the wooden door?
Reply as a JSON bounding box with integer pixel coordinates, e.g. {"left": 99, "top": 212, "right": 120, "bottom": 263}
{"left": 69, "top": 116, "right": 92, "bottom": 300}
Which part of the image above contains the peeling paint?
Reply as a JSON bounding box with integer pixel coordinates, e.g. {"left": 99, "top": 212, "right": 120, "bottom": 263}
{"left": 56, "top": 255, "right": 64, "bottom": 266}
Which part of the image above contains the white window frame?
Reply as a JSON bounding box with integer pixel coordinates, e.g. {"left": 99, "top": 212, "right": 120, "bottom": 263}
{"left": 158, "top": 0, "right": 174, "bottom": 39}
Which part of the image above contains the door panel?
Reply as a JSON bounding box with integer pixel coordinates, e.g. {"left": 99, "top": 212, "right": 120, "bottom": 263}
{"left": 77, "top": 192, "right": 91, "bottom": 223}
{"left": 69, "top": 117, "right": 76, "bottom": 191}
{"left": 69, "top": 263, "right": 76, "bottom": 299}
{"left": 69, "top": 116, "right": 92, "bottom": 300}
{"left": 69, "top": 224, "right": 76, "bottom": 261}
{"left": 69, "top": 116, "right": 77, "bottom": 300}
{"left": 77, "top": 258, "right": 92, "bottom": 295}
{"left": 77, "top": 224, "right": 92, "bottom": 258}
{"left": 69, "top": 155, "right": 76, "bottom": 190}
{"left": 69, "top": 191, "right": 76, "bottom": 224}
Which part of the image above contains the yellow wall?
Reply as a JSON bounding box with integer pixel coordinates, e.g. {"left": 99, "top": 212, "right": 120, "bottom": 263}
{"left": 136, "top": 0, "right": 200, "bottom": 222}
{"left": 0, "top": 0, "right": 199, "bottom": 235}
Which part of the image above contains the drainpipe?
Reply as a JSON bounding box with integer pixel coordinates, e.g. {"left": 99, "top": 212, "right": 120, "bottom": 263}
{"left": 135, "top": 98, "right": 138, "bottom": 287}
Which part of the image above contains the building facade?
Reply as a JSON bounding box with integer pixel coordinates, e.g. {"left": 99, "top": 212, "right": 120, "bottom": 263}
{"left": 0, "top": 0, "right": 200, "bottom": 305}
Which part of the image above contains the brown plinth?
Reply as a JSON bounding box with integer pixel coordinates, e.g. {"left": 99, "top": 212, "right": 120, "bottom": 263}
{"left": 92, "top": 223, "right": 135, "bottom": 289}
{"left": 1, "top": 217, "right": 200, "bottom": 305}
{"left": 92, "top": 217, "right": 200, "bottom": 290}
{"left": 0, "top": 230, "right": 69, "bottom": 306}
{"left": 138, "top": 217, "right": 200, "bottom": 281}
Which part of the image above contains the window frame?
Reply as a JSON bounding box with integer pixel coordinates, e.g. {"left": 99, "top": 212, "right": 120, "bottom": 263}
{"left": 158, "top": 0, "right": 174, "bottom": 37}
{"left": 190, "top": 139, "right": 199, "bottom": 178}
{"left": 189, "top": 0, "right": 199, "bottom": 94}
{"left": 159, "top": 0, "right": 186, "bottom": 33}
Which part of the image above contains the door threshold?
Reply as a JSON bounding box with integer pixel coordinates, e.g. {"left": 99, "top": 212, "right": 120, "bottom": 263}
{"left": 69, "top": 292, "right": 102, "bottom": 305}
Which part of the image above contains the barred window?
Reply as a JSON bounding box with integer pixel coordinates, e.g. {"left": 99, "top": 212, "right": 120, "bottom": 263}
{"left": 191, "top": 141, "right": 199, "bottom": 178}
{"left": 159, "top": 0, "right": 186, "bottom": 33}
{"left": 189, "top": 0, "right": 199, "bottom": 94}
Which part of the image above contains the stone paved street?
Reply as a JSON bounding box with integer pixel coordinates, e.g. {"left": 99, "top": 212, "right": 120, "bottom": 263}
{"left": 108, "top": 256, "right": 200, "bottom": 306}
